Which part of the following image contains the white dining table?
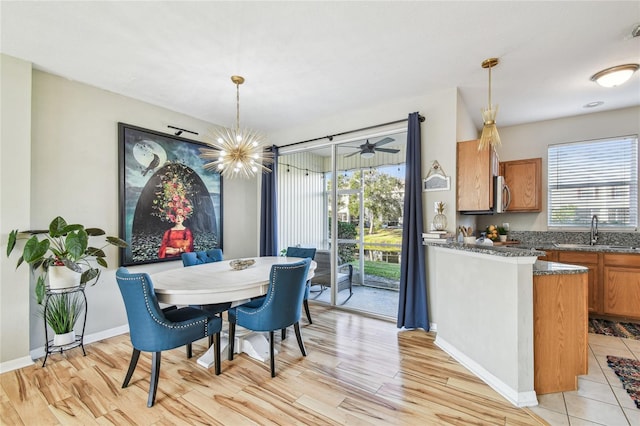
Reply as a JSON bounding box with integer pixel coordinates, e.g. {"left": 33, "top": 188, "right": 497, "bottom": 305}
{"left": 151, "top": 256, "right": 316, "bottom": 368}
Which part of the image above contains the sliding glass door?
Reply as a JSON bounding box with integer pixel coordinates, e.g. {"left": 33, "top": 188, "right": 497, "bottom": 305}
{"left": 277, "top": 131, "right": 406, "bottom": 318}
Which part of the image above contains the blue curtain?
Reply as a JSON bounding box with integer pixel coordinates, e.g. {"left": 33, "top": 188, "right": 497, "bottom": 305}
{"left": 260, "top": 145, "right": 279, "bottom": 256}
{"left": 397, "top": 112, "right": 429, "bottom": 330}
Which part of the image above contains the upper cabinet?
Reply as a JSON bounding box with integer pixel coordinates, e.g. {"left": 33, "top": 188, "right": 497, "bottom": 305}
{"left": 456, "top": 139, "right": 498, "bottom": 212}
{"left": 500, "top": 158, "right": 542, "bottom": 212}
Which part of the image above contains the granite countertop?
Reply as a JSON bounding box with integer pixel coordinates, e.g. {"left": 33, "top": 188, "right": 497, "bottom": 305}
{"left": 533, "top": 260, "right": 589, "bottom": 276}
{"left": 424, "top": 241, "right": 545, "bottom": 257}
{"left": 424, "top": 241, "right": 591, "bottom": 275}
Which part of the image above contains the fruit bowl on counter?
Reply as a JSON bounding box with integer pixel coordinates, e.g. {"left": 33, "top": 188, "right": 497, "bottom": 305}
{"left": 485, "top": 225, "right": 508, "bottom": 242}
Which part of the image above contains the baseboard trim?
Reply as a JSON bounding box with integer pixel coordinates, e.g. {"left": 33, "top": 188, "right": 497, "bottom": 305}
{"left": 0, "top": 355, "right": 35, "bottom": 374}
{"left": 435, "top": 335, "right": 538, "bottom": 408}
{"left": 0, "top": 324, "right": 131, "bottom": 374}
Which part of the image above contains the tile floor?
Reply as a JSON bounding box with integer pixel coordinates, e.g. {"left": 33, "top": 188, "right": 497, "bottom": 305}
{"left": 531, "top": 333, "right": 640, "bottom": 425}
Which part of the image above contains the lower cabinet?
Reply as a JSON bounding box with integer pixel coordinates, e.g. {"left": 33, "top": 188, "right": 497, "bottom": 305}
{"left": 557, "top": 251, "right": 600, "bottom": 314}
{"left": 533, "top": 272, "right": 588, "bottom": 394}
{"left": 603, "top": 254, "right": 640, "bottom": 319}
{"left": 541, "top": 250, "right": 640, "bottom": 320}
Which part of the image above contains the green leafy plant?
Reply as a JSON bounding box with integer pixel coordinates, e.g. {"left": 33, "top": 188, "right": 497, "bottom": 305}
{"left": 6, "top": 216, "right": 128, "bottom": 304}
{"left": 42, "top": 292, "right": 85, "bottom": 335}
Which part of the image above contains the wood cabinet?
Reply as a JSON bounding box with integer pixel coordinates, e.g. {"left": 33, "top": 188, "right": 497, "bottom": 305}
{"left": 557, "top": 251, "right": 600, "bottom": 314}
{"left": 537, "top": 249, "right": 558, "bottom": 262}
{"left": 533, "top": 272, "right": 588, "bottom": 394}
{"left": 456, "top": 139, "right": 498, "bottom": 212}
{"left": 602, "top": 254, "right": 640, "bottom": 319}
{"left": 547, "top": 250, "right": 640, "bottom": 320}
{"left": 500, "top": 158, "right": 542, "bottom": 212}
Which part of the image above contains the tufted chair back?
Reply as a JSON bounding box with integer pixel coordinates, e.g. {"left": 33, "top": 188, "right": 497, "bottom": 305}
{"left": 181, "top": 249, "right": 223, "bottom": 267}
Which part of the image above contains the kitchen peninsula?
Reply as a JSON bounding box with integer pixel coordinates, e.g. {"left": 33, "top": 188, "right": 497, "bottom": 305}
{"left": 427, "top": 242, "right": 588, "bottom": 407}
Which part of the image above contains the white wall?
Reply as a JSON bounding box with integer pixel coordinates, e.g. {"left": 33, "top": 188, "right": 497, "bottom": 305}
{"left": 0, "top": 58, "right": 260, "bottom": 366}
{"left": 434, "top": 247, "right": 537, "bottom": 407}
{"left": 477, "top": 106, "right": 640, "bottom": 233}
{"left": 0, "top": 55, "right": 33, "bottom": 368}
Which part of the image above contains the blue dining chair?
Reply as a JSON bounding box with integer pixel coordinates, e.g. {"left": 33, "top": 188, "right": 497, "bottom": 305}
{"left": 181, "top": 249, "right": 223, "bottom": 266}
{"left": 115, "top": 267, "right": 223, "bottom": 407}
{"left": 181, "top": 249, "right": 231, "bottom": 355}
{"left": 227, "top": 258, "right": 311, "bottom": 377}
{"left": 285, "top": 246, "right": 316, "bottom": 324}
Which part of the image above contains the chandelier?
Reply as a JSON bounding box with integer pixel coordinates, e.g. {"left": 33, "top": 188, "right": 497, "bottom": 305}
{"left": 478, "top": 57, "right": 501, "bottom": 151}
{"left": 200, "top": 75, "right": 273, "bottom": 178}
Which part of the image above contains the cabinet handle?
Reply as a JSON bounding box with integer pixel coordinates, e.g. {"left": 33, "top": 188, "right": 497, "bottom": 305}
{"left": 503, "top": 184, "right": 511, "bottom": 211}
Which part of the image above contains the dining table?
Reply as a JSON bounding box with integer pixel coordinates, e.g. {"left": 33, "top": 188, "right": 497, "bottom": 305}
{"left": 151, "top": 256, "right": 316, "bottom": 368}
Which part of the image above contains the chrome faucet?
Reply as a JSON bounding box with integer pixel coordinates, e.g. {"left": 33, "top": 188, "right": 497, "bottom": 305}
{"left": 590, "top": 215, "right": 599, "bottom": 245}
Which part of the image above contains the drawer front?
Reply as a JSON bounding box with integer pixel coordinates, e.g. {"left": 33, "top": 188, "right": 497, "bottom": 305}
{"left": 558, "top": 251, "right": 598, "bottom": 264}
{"left": 604, "top": 253, "right": 640, "bottom": 267}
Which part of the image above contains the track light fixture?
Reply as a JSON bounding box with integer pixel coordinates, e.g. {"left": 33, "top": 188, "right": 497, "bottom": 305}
{"left": 167, "top": 125, "right": 198, "bottom": 137}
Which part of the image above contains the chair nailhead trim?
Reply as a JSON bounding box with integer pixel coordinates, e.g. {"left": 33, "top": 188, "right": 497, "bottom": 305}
{"left": 118, "top": 274, "right": 208, "bottom": 337}
{"left": 238, "top": 263, "right": 306, "bottom": 318}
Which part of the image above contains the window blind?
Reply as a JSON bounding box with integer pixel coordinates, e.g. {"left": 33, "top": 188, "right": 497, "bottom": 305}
{"left": 548, "top": 135, "right": 638, "bottom": 228}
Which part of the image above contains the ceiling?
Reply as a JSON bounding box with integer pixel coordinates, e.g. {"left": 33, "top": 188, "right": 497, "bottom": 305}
{"left": 2, "top": 1, "right": 639, "bottom": 142}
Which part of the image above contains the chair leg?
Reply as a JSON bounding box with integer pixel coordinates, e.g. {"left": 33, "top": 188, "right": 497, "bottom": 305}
{"left": 214, "top": 332, "right": 221, "bottom": 376}
{"left": 294, "top": 322, "right": 307, "bottom": 356}
{"left": 209, "top": 334, "right": 214, "bottom": 348}
{"left": 269, "top": 330, "right": 276, "bottom": 378}
{"left": 281, "top": 328, "right": 287, "bottom": 340}
{"left": 303, "top": 299, "right": 312, "bottom": 324}
{"left": 148, "top": 352, "right": 161, "bottom": 408}
{"left": 122, "top": 348, "right": 141, "bottom": 388}
{"left": 186, "top": 343, "right": 193, "bottom": 359}
{"left": 228, "top": 321, "right": 236, "bottom": 361}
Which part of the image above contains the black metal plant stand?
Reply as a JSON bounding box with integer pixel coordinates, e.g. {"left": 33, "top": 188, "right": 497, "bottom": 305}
{"left": 42, "top": 285, "right": 88, "bottom": 367}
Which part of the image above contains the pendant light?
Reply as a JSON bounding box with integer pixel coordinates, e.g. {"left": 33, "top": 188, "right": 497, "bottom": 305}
{"left": 200, "top": 75, "right": 273, "bottom": 178}
{"left": 478, "top": 58, "right": 501, "bottom": 151}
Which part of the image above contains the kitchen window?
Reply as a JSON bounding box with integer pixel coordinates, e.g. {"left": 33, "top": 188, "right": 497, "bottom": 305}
{"left": 548, "top": 135, "right": 638, "bottom": 229}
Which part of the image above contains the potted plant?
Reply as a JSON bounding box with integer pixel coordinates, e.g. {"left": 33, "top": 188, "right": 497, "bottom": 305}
{"left": 497, "top": 226, "right": 508, "bottom": 242}
{"left": 6, "top": 216, "right": 127, "bottom": 304}
{"left": 42, "top": 291, "right": 85, "bottom": 346}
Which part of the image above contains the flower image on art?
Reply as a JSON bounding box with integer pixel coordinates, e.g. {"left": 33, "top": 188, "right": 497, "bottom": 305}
{"left": 152, "top": 166, "right": 195, "bottom": 223}
{"left": 119, "top": 123, "right": 222, "bottom": 266}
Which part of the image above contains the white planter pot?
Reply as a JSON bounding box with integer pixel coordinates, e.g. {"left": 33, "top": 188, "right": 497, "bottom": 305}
{"left": 53, "top": 330, "right": 76, "bottom": 346}
{"left": 48, "top": 265, "right": 81, "bottom": 290}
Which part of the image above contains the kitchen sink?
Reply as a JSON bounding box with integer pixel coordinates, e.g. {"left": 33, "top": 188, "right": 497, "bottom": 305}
{"left": 553, "top": 243, "right": 594, "bottom": 248}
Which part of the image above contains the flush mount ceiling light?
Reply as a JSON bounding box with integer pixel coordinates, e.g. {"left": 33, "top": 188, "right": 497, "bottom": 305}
{"left": 478, "top": 57, "right": 501, "bottom": 151}
{"left": 591, "top": 64, "right": 639, "bottom": 88}
{"left": 200, "top": 75, "right": 273, "bottom": 178}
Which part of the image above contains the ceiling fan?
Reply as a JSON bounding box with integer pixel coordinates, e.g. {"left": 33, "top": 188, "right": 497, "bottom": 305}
{"left": 344, "top": 137, "right": 399, "bottom": 159}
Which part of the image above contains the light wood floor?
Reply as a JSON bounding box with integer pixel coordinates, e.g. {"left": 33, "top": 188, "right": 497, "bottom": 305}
{"left": 1, "top": 304, "right": 548, "bottom": 425}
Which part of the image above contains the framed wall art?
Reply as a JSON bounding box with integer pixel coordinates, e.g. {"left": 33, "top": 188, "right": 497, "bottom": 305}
{"left": 118, "top": 123, "right": 223, "bottom": 266}
{"left": 423, "top": 160, "right": 451, "bottom": 192}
